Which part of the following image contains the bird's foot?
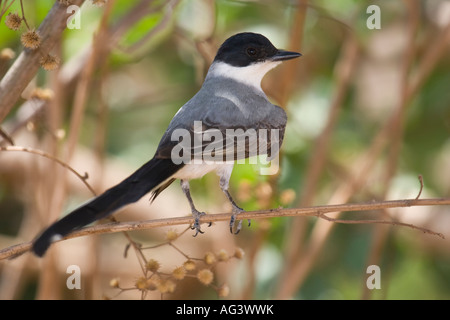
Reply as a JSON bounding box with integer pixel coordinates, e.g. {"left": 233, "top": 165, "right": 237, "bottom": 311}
{"left": 191, "top": 210, "right": 211, "bottom": 237}
{"left": 229, "top": 207, "right": 250, "bottom": 235}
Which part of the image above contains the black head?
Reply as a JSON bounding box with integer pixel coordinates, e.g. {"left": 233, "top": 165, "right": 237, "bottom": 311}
{"left": 214, "top": 32, "right": 301, "bottom": 67}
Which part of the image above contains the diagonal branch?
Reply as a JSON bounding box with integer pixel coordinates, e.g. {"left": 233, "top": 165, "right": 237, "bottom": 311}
{"left": 1, "top": 198, "right": 448, "bottom": 260}
{"left": 0, "top": 145, "right": 96, "bottom": 196}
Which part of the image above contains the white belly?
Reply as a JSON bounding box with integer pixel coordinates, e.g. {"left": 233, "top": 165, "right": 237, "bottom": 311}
{"left": 173, "top": 162, "right": 234, "bottom": 180}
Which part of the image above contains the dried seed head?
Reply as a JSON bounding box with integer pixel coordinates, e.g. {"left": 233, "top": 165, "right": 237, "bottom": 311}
{"left": 39, "top": 53, "right": 60, "bottom": 71}
{"left": 135, "top": 277, "right": 148, "bottom": 290}
{"left": 165, "top": 229, "right": 178, "bottom": 241}
{"left": 157, "top": 279, "right": 176, "bottom": 294}
{"left": 280, "top": 188, "right": 296, "bottom": 205}
{"left": 21, "top": 30, "right": 41, "bottom": 49}
{"left": 234, "top": 247, "right": 245, "bottom": 259}
{"left": 172, "top": 266, "right": 186, "bottom": 280}
{"left": 5, "top": 13, "right": 22, "bottom": 31}
{"left": 204, "top": 252, "right": 216, "bottom": 265}
{"left": 146, "top": 259, "right": 161, "bottom": 272}
{"left": 197, "top": 269, "right": 214, "bottom": 286}
{"left": 183, "top": 260, "right": 196, "bottom": 271}
{"left": 55, "top": 129, "right": 66, "bottom": 140}
{"left": 256, "top": 182, "right": 272, "bottom": 208}
{"left": 217, "top": 249, "right": 229, "bottom": 262}
{"left": 217, "top": 283, "right": 230, "bottom": 297}
{"left": 109, "top": 278, "right": 120, "bottom": 288}
{"left": 91, "top": 0, "right": 107, "bottom": 7}
{"left": 146, "top": 276, "right": 160, "bottom": 291}
{"left": 237, "top": 179, "right": 252, "bottom": 202}
{"left": 0, "top": 48, "right": 15, "bottom": 60}
{"left": 30, "top": 88, "right": 54, "bottom": 101}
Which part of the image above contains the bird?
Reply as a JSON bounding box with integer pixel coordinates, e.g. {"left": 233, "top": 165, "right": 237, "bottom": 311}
{"left": 31, "top": 32, "right": 301, "bottom": 257}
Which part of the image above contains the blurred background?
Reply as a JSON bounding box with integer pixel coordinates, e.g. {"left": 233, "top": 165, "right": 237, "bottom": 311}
{"left": 0, "top": 0, "right": 449, "bottom": 299}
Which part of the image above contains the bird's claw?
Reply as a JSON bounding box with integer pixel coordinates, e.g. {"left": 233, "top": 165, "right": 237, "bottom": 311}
{"left": 229, "top": 208, "right": 250, "bottom": 234}
{"left": 191, "top": 211, "right": 211, "bottom": 237}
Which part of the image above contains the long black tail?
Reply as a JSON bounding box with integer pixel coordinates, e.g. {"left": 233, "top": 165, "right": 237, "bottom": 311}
{"left": 32, "top": 157, "right": 182, "bottom": 257}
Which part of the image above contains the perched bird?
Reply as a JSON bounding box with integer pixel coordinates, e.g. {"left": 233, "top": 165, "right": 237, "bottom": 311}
{"left": 32, "top": 32, "right": 301, "bottom": 257}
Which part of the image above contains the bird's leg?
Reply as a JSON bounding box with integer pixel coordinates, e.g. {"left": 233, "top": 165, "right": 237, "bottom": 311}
{"left": 180, "top": 180, "right": 210, "bottom": 236}
{"left": 219, "top": 175, "right": 249, "bottom": 234}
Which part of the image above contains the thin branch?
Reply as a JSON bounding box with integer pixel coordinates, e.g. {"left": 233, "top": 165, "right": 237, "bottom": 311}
{"left": 0, "top": 146, "right": 96, "bottom": 196}
{"left": 64, "top": 0, "right": 113, "bottom": 163}
{"left": 317, "top": 213, "right": 442, "bottom": 238}
{"left": 0, "top": 98, "right": 47, "bottom": 146}
{"left": 19, "top": 0, "right": 29, "bottom": 29}
{"left": 0, "top": 127, "right": 14, "bottom": 145}
{"left": 415, "top": 175, "right": 423, "bottom": 200}
{"left": 116, "top": 0, "right": 180, "bottom": 54}
{"left": 1, "top": 198, "right": 448, "bottom": 260}
{"left": 0, "top": 0, "right": 15, "bottom": 24}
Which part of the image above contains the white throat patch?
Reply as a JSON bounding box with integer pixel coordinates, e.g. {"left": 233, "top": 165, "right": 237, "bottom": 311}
{"left": 206, "top": 60, "right": 281, "bottom": 91}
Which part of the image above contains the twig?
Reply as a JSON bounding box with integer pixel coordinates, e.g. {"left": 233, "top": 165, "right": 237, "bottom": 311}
{"left": 64, "top": 0, "right": 112, "bottom": 163}
{"left": 0, "top": 198, "right": 448, "bottom": 260}
{"left": 0, "top": 127, "right": 14, "bottom": 145}
{"left": 317, "top": 212, "right": 442, "bottom": 238}
{"left": 116, "top": 0, "right": 180, "bottom": 54}
{"left": 19, "top": 0, "right": 29, "bottom": 29}
{"left": 0, "top": 0, "right": 15, "bottom": 24}
{"left": 0, "top": 145, "right": 96, "bottom": 196}
{"left": 415, "top": 175, "right": 424, "bottom": 200}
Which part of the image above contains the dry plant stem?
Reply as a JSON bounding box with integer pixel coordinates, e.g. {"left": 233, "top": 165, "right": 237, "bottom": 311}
{"left": 117, "top": 0, "right": 180, "bottom": 54}
{"left": 415, "top": 175, "right": 424, "bottom": 200}
{"left": 65, "top": 0, "right": 113, "bottom": 163}
{"left": 36, "top": 42, "right": 67, "bottom": 300}
{"left": 55, "top": 1, "right": 173, "bottom": 89}
{"left": 280, "top": 31, "right": 359, "bottom": 291}
{"left": 1, "top": 198, "right": 448, "bottom": 260}
{"left": 19, "top": 0, "right": 29, "bottom": 30}
{"left": 0, "top": 0, "right": 86, "bottom": 123}
{"left": 0, "top": 145, "right": 96, "bottom": 195}
{"left": 408, "top": 21, "right": 450, "bottom": 99}
{"left": 383, "top": 0, "right": 419, "bottom": 191}
{"left": 360, "top": 219, "right": 390, "bottom": 300}
{"left": 239, "top": 225, "right": 269, "bottom": 299}
{"left": 0, "top": 99, "right": 46, "bottom": 146}
{"left": 40, "top": 2, "right": 114, "bottom": 299}
{"left": 277, "top": 4, "right": 450, "bottom": 299}
{"left": 109, "top": 0, "right": 158, "bottom": 47}
{"left": 362, "top": 1, "right": 419, "bottom": 300}
{"left": 275, "top": 0, "right": 307, "bottom": 105}
{"left": 0, "top": 127, "right": 14, "bottom": 145}
{"left": 0, "top": 0, "right": 15, "bottom": 24}
{"left": 237, "top": 0, "right": 309, "bottom": 299}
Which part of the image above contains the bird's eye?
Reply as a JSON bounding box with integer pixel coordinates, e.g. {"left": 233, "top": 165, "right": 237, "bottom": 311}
{"left": 246, "top": 47, "right": 257, "bottom": 56}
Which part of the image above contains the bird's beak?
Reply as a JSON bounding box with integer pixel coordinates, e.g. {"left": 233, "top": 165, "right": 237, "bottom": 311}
{"left": 270, "top": 49, "right": 302, "bottom": 62}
